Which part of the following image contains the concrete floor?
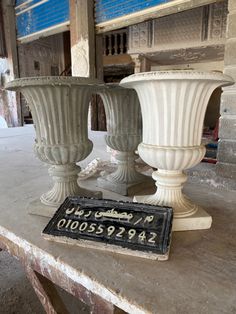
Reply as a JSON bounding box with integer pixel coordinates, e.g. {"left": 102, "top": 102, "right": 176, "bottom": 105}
{"left": 0, "top": 125, "right": 236, "bottom": 314}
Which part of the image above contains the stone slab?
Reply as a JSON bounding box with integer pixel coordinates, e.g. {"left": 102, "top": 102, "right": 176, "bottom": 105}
{"left": 219, "top": 115, "right": 236, "bottom": 139}
{"left": 1, "top": 126, "right": 236, "bottom": 313}
{"left": 97, "top": 174, "right": 155, "bottom": 196}
{"left": 217, "top": 139, "right": 236, "bottom": 164}
{"left": 186, "top": 163, "right": 236, "bottom": 191}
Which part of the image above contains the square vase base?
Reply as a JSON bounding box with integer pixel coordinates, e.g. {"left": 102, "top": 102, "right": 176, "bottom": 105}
{"left": 28, "top": 189, "right": 103, "bottom": 218}
{"left": 97, "top": 175, "right": 155, "bottom": 196}
{"left": 27, "top": 199, "right": 57, "bottom": 218}
{"left": 172, "top": 207, "right": 212, "bottom": 231}
{"left": 133, "top": 195, "right": 212, "bottom": 232}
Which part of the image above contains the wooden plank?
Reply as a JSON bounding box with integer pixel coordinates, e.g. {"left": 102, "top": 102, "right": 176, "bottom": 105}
{"left": 1, "top": 1, "right": 22, "bottom": 126}
{"left": 69, "top": 0, "right": 95, "bottom": 77}
{"left": 91, "top": 95, "right": 99, "bottom": 131}
{"left": 103, "top": 54, "right": 133, "bottom": 67}
{"left": 91, "top": 94, "right": 106, "bottom": 131}
{"left": 97, "top": 95, "right": 107, "bottom": 131}
{"left": 95, "top": 34, "right": 104, "bottom": 80}
{"left": 0, "top": 2, "right": 7, "bottom": 58}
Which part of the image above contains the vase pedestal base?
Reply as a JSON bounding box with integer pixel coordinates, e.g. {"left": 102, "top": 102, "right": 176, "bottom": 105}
{"left": 134, "top": 195, "right": 212, "bottom": 231}
{"left": 172, "top": 207, "right": 212, "bottom": 231}
{"left": 97, "top": 174, "right": 154, "bottom": 196}
{"left": 28, "top": 188, "right": 102, "bottom": 218}
{"left": 27, "top": 199, "right": 57, "bottom": 218}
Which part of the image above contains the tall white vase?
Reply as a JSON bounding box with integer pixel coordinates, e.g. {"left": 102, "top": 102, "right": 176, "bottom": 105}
{"left": 120, "top": 71, "right": 233, "bottom": 231}
{"left": 97, "top": 84, "right": 147, "bottom": 195}
{"left": 6, "top": 77, "right": 102, "bottom": 216}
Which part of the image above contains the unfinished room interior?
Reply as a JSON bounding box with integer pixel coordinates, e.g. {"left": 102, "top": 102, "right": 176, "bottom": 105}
{"left": 0, "top": 0, "right": 236, "bottom": 313}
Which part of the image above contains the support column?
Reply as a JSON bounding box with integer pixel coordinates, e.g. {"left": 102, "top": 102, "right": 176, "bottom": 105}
{"left": 1, "top": 0, "right": 22, "bottom": 126}
{"left": 70, "top": 0, "right": 95, "bottom": 78}
{"left": 131, "top": 54, "right": 142, "bottom": 73}
{"left": 217, "top": 0, "right": 236, "bottom": 180}
{"left": 131, "top": 54, "right": 151, "bottom": 73}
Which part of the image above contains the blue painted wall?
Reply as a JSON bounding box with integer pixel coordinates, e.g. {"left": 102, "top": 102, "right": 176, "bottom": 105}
{"left": 15, "top": 0, "right": 69, "bottom": 38}
{"left": 15, "top": 0, "right": 175, "bottom": 38}
{"left": 95, "top": 0, "right": 174, "bottom": 24}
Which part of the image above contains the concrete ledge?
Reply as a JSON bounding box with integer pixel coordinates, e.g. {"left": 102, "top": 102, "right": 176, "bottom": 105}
{"left": 217, "top": 139, "right": 236, "bottom": 163}
{"left": 220, "top": 90, "right": 236, "bottom": 115}
{"left": 186, "top": 163, "right": 236, "bottom": 190}
{"left": 219, "top": 115, "right": 236, "bottom": 139}
{"left": 216, "top": 162, "right": 236, "bottom": 180}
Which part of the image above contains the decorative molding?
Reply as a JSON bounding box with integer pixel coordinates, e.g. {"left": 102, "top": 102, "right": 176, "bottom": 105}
{"left": 208, "top": 1, "right": 228, "bottom": 40}
{"left": 129, "top": 22, "right": 152, "bottom": 51}
{"left": 128, "top": 1, "right": 227, "bottom": 59}
{"left": 153, "top": 7, "right": 204, "bottom": 46}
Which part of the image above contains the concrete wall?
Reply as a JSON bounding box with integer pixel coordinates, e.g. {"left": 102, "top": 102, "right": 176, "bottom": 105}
{"left": 18, "top": 33, "right": 65, "bottom": 118}
{"left": 217, "top": 0, "right": 236, "bottom": 179}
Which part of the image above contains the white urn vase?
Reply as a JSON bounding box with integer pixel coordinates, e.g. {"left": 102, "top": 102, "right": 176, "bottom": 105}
{"left": 6, "top": 77, "right": 102, "bottom": 216}
{"left": 120, "top": 71, "right": 233, "bottom": 231}
{"left": 97, "top": 84, "right": 148, "bottom": 195}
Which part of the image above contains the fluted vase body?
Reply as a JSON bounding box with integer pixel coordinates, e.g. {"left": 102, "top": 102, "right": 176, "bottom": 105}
{"left": 6, "top": 77, "right": 101, "bottom": 207}
{"left": 97, "top": 84, "right": 145, "bottom": 195}
{"left": 120, "top": 71, "right": 233, "bottom": 229}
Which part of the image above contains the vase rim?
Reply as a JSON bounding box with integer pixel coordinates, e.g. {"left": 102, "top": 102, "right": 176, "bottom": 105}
{"left": 5, "top": 76, "right": 104, "bottom": 90}
{"left": 120, "top": 70, "right": 234, "bottom": 86}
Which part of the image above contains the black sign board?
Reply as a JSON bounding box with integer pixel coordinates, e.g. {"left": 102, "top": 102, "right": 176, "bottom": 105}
{"left": 42, "top": 197, "right": 173, "bottom": 260}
